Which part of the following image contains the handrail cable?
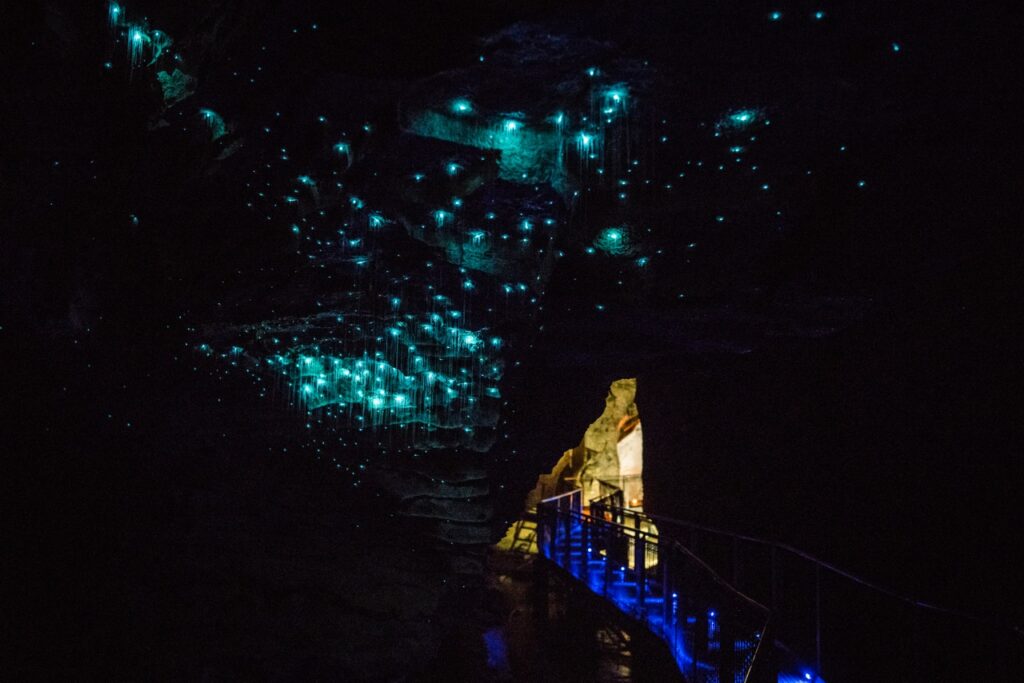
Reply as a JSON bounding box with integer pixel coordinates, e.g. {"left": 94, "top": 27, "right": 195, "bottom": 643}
{"left": 637, "top": 509, "right": 1024, "bottom": 638}
{"left": 556, "top": 482, "right": 1024, "bottom": 639}
{"left": 559, "top": 505, "right": 769, "bottom": 614}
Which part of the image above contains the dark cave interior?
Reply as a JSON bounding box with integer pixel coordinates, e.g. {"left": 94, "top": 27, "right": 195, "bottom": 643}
{"left": 3, "top": 1, "right": 1022, "bottom": 679}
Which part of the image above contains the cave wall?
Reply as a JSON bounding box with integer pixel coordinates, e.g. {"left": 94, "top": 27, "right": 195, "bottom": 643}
{"left": 577, "top": 377, "right": 639, "bottom": 501}
{"left": 10, "top": 1, "right": 1023, "bottom": 678}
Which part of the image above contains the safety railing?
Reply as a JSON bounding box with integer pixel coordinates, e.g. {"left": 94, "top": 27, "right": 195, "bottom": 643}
{"left": 593, "top": 478, "right": 625, "bottom": 511}
{"left": 538, "top": 489, "right": 777, "bottom": 682}
{"left": 588, "top": 491, "right": 1024, "bottom": 681}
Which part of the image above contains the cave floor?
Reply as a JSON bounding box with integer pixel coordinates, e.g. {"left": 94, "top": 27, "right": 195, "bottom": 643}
{"left": 488, "top": 549, "right": 644, "bottom": 682}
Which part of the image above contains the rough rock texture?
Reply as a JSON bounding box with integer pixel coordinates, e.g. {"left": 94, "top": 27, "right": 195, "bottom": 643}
{"left": 577, "top": 378, "right": 638, "bottom": 497}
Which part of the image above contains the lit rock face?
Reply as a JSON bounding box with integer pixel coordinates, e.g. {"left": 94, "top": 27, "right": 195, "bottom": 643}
{"left": 518, "top": 378, "right": 642, "bottom": 507}
{"left": 578, "top": 377, "right": 641, "bottom": 500}
{"left": 499, "top": 378, "right": 644, "bottom": 551}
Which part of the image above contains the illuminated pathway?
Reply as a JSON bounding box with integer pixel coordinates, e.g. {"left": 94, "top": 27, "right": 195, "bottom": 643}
{"left": 538, "top": 483, "right": 1024, "bottom": 681}
{"left": 537, "top": 488, "right": 820, "bottom": 683}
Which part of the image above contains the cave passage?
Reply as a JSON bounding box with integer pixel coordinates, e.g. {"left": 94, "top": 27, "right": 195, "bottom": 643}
{"left": 7, "top": 2, "right": 1022, "bottom": 680}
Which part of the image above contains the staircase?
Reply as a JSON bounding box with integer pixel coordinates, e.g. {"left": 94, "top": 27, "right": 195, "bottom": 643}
{"left": 537, "top": 488, "right": 810, "bottom": 683}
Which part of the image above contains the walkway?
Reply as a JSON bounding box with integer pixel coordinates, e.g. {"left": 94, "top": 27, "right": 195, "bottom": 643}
{"left": 538, "top": 488, "right": 815, "bottom": 683}
{"left": 537, "top": 483, "right": 1024, "bottom": 682}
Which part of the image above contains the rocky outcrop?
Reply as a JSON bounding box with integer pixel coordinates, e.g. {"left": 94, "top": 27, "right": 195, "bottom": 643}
{"left": 577, "top": 378, "right": 639, "bottom": 497}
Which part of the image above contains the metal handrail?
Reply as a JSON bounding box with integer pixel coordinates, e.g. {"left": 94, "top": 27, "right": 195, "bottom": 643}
{"left": 742, "top": 615, "right": 775, "bottom": 683}
{"left": 542, "top": 481, "right": 1024, "bottom": 681}
{"left": 623, "top": 508, "right": 1024, "bottom": 639}
{"left": 666, "top": 533, "right": 769, "bottom": 614}
{"left": 538, "top": 487, "right": 771, "bottom": 681}
{"left": 594, "top": 478, "right": 622, "bottom": 494}
{"left": 591, "top": 478, "right": 623, "bottom": 507}
{"left": 542, "top": 488, "right": 583, "bottom": 503}
{"left": 549, "top": 504, "right": 771, "bottom": 614}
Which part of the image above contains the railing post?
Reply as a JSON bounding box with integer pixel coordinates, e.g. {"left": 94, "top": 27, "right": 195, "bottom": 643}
{"left": 581, "top": 508, "right": 590, "bottom": 565}
{"left": 770, "top": 545, "right": 778, "bottom": 613}
{"left": 634, "top": 518, "right": 646, "bottom": 617}
{"left": 732, "top": 536, "right": 740, "bottom": 588}
{"left": 661, "top": 536, "right": 671, "bottom": 634}
{"left": 534, "top": 542, "right": 548, "bottom": 613}
{"left": 718, "top": 606, "right": 735, "bottom": 683}
{"left": 547, "top": 504, "right": 556, "bottom": 559}
{"left": 534, "top": 502, "right": 549, "bottom": 617}
{"left": 537, "top": 503, "right": 546, "bottom": 558}
{"left": 910, "top": 604, "right": 921, "bottom": 681}
{"left": 815, "top": 564, "right": 822, "bottom": 678}
{"left": 562, "top": 503, "right": 571, "bottom": 568}
{"left": 695, "top": 608, "right": 708, "bottom": 672}
{"left": 770, "top": 544, "right": 782, "bottom": 652}
{"left": 603, "top": 526, "right": 613, "bottom": 597}
{"left": 749, "top": 620, "right": 778, "bottom": 683}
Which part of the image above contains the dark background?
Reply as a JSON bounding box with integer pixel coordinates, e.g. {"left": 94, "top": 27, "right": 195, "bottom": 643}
{"left": 3, "top": 0, "right": 1022, "bottom": 678}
